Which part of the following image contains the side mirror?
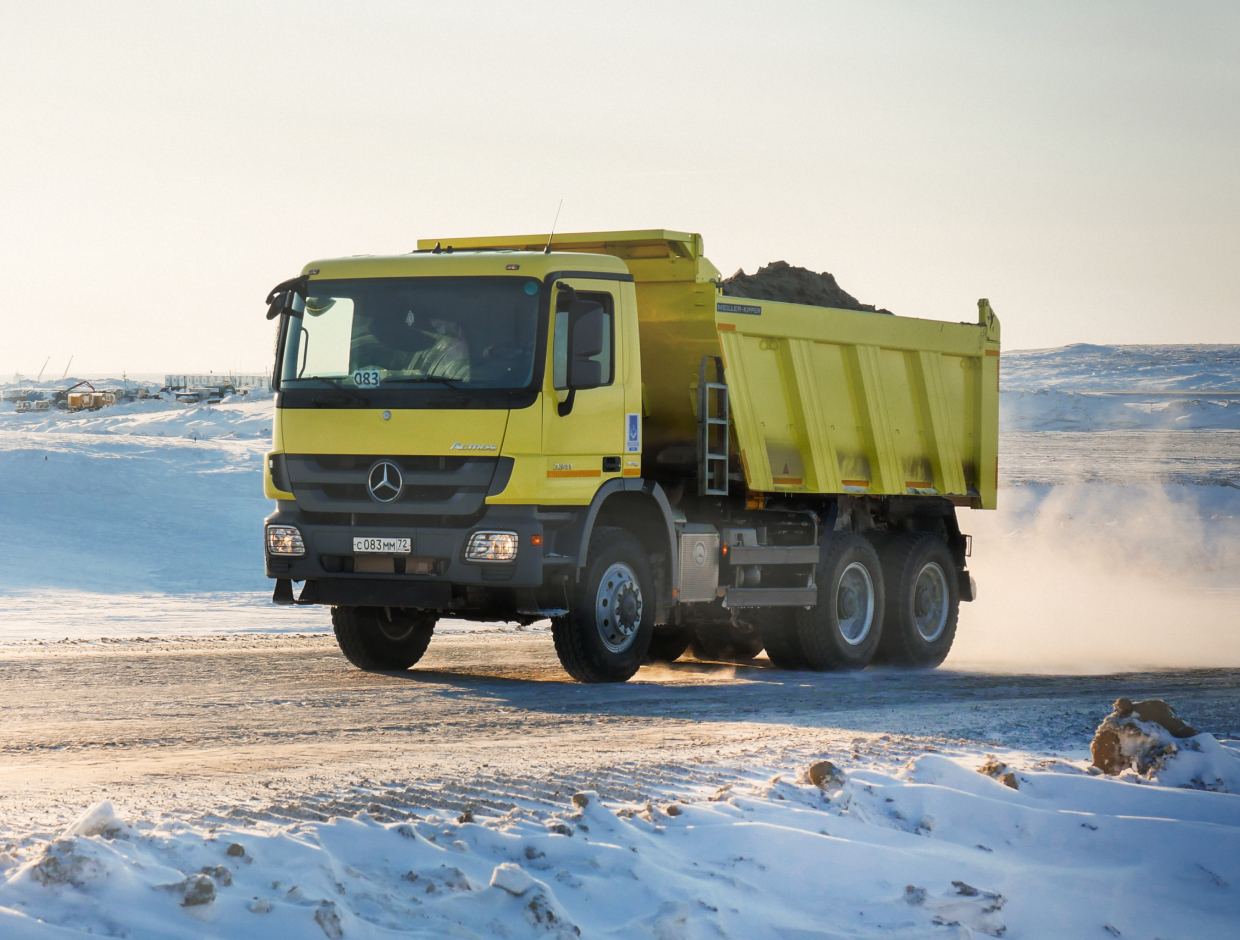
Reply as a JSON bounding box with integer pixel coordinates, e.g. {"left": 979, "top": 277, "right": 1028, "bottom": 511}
{"left": 567, "top": 305, "right": 605, "bottom": 389}
{"left": 265, "top": 275, "right": 310, "bottom": 320}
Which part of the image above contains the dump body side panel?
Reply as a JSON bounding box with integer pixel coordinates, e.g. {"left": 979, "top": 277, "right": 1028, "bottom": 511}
{"left": 715, "top": 299, "right": 999, "bottom": 508}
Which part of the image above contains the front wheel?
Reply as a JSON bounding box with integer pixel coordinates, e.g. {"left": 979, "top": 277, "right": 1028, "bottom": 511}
{"left": 796, "top": 534, "right": 885, "bottom": 670}
{"left": 332, "top": 606, "right": 436, "bottom": 671}
{"left": 876, "top": 532, "right": 959, "bottom": 667}
{"left": 552, "top": 527, "right": 654, "bottom": 682}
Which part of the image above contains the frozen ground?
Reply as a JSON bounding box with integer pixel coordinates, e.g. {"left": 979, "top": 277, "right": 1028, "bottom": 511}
{"left": 1001, "top": 344, "right": 1240, "bottom": 391}
{"left": 3, "top": 348, "right": 1240, "bottom": 937}
{"left": 1, "top": 632, "right": 1239, "bottom": 939}
{"left": 1000, "top": 344, "right": 1240, "bottom": 431}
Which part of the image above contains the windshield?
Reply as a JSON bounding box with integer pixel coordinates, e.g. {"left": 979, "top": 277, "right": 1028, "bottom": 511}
{"left": 279, "top": 276, "right": 543, "bottom": 391}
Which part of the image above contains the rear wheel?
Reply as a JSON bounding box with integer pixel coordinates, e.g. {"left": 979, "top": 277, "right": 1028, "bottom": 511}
{"left": 552, "top": 527, "right": 654, "bottom": 682}
{"left": 877, "top": 532, "right": 959, "bottom": 667}
{"left": 646, "top": 624, "right": 693, "bottom": 663}
{"left": 332, "top": 606, "right": 436, "bottom": 671}
{"left": 690, "top": 620, "right": 765, "bottom": 662}
{"left": 756, "top": 608, "right": 805, "bottom": 669}
{"left": 796, "top": 534, "right": 885, "bottom": 670}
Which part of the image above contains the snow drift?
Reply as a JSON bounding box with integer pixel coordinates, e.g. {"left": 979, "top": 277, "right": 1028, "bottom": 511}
{"left": 3, "top": 748, "right": 1239, "bottom": 940}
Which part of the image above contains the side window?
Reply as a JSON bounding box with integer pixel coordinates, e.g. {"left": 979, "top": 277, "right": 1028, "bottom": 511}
{"left": 553, "top": 289, "right": 614, "bottom": 390}
{"left": 280, "top": 295, "right": 355, "bottom": 381}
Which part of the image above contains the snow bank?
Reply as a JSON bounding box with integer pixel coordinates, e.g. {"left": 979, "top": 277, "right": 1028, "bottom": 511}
{"left": 1002, "top": 344, "right": 1240, "bottom": 391}
{"left": 3, "top": 752, "right": 1238, "bottom": 939}
{"left": 1000, "top": 344, "right": 1240, "bottom": 431}
{"left": 1002, "top": 389, "right": 1240, "bottom": 431}
{"left": 0, "top": 393, "right": 274, "bottom": 439}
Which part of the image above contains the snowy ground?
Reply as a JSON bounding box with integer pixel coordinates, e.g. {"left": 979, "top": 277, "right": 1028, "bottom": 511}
{"left": 2, "top": 631, "right": 1239, "bottom": 939}
{"left": 3, "top": 348, "right": 1240, "bottom": 937}
{"left": 3, "top": 746, "right": 1239, "bottom": 940}
{"left": 1001, "top": 344, "right": 1240, "bottom": 431}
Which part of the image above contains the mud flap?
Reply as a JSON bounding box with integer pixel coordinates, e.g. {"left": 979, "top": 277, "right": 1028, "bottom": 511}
{"left": 272, "top": 579, "right": 295, "bottom": 605}
{"left": 959, "top": 571, "right": 977, "bottom": 602}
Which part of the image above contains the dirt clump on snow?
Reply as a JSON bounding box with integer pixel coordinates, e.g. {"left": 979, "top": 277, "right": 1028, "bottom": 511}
{"left": 722, "top": 261, "right": 892, "bottom": 314}
{"left": 807, "top": 760, "right": 845, "bottom": 791}
{"left": 977, "top": 755, "right": 1019, "bottom": 789}
{"left": 1091, "top": 698, "right": 1198, "bottom": 776}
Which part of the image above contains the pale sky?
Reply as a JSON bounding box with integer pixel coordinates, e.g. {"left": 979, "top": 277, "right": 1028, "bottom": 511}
{"left": 2, "top": 1, "right": 1237, "bottom": 376}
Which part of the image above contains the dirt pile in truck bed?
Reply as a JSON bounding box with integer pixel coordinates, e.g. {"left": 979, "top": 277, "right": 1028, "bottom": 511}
{"left": 722, "top": 261, "right": 892, "bottom": 314}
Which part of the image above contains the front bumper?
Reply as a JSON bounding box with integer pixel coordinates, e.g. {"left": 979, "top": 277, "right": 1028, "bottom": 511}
{"left": 263, "top": 503, "right": 573, "bottom": 608}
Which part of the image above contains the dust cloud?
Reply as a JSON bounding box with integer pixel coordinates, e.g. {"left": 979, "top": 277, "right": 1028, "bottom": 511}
{"left": 951, "top": 482, "right": 1240, "bottom": 672}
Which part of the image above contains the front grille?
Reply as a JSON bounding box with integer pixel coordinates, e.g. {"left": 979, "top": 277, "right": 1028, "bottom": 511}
{"left": 320, "top": 484, "right": 457, "bottom": 503}
{"left": 284, "top": 454, "right": 498, "bottom": 516}
{"left": 312, "top": 455, "right": 470, "bottom": 474}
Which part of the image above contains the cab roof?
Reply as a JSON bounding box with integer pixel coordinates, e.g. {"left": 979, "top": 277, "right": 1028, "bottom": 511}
{"left": 300, "top": 248, "right": 630, "bottom": 281}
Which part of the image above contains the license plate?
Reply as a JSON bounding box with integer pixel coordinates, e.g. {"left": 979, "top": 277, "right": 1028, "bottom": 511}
{"left": 353, "top": 537, "right": 411, "bottom": 554}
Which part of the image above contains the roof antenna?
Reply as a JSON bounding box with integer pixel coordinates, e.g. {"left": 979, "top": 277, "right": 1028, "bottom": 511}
{"left": 543, "top": 200, "right": 563, "bottom": 254}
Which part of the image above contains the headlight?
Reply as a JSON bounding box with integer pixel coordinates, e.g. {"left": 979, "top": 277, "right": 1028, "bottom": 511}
{"left": 266, "top": 525, "right": 305, "bottom": 556}
{"left": 465, "top": 530, "right": 518, "bottom": 562}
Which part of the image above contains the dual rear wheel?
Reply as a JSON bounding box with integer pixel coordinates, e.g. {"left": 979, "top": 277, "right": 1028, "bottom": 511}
{"left": 758, "top": 531, "right": 958, "bottom": 671}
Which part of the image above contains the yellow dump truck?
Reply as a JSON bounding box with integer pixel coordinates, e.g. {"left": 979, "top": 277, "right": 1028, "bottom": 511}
{"left": 262, "top": 230, "right": 999, "bottom": 682}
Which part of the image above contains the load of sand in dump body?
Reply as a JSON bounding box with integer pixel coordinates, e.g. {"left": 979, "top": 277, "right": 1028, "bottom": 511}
{"left": 721, "top": 261, "right": 892, "bottom": 314}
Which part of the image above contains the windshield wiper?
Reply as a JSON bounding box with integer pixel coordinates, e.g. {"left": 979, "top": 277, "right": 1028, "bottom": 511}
{"left": 300, "top": 375, "right": 371, "bottom": 407}
{"left": 383, "top": 375, "right": 463, "bottom": 389}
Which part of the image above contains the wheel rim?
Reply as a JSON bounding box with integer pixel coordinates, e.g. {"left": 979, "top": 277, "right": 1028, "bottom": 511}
{"left": 835, "top": 562, "right": 874, "bottom": 646}
{"left": 595, "top": 562, "right": 643, "bottom": 653}
{"left": 378, "top": 610, "right": 416, "bottom": 642}
{"left": 913, "top": 562, "right": 949, "bottom": 642}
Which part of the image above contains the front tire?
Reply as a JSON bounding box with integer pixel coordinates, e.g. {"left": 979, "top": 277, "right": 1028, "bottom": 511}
{"left": 876, "top": 532, "right": 959, "bottom": 667}
{"left": 796, "top": 534, "right": 885, "bottom": 670}
{"left": 552, "top": 527, "right": 654, "bottom": 682}
{"left": 332, "top": 606, "right": 436, "bottom": 671}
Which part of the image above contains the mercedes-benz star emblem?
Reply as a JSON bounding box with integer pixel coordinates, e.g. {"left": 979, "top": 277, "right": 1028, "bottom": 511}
{"left": 367, "top": 460, "right": 403, "bottom": 503}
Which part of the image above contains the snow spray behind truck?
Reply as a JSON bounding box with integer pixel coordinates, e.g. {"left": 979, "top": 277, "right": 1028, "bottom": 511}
{"left": 262, "top": 230, "right": 1000, "bottom": 682}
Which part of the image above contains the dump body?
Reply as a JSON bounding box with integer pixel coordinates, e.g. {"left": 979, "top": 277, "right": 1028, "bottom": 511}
{"left": 418, "top": 230, "right": 1000, "bottom": 508}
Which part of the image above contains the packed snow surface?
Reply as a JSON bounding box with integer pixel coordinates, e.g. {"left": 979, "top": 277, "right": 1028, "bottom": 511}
{"left": 3, "top": 746, "right": 1239, "bottom": 939}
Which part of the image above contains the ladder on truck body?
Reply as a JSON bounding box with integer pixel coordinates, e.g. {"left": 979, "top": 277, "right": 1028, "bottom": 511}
{"left": 697, "top": 355, "right": 729, "bottom": 496}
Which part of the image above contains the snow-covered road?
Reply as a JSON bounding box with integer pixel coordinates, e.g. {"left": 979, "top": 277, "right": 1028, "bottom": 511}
{"left": 2, "top": 632, "right": 1239, "bottom": 938}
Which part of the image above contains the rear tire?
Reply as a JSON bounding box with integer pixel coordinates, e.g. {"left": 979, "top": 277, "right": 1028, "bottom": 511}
{"left": 646, "top": 624, "right": 693, "bottom": 663}
{"left": 332, "top": 606, "right": 436, "bottom": 671}
{"left": 756, "top": 608, "right": 805, "bottom": 669}
{"left": 690, "top": 620, "right": 765, "bottom": 662}
{"left": 876, "top": 532, "right": 959, "bottom": 668}
{"left": 796, "top": 534, "right": 884, "bottom": 670}
{"left": 552, "top": 527, "right": 654, "bottom": 682}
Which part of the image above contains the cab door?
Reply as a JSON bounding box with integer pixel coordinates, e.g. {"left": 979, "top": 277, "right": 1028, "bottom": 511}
{"left": 541, "top": 278, "right": 627, "bottom": 502}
